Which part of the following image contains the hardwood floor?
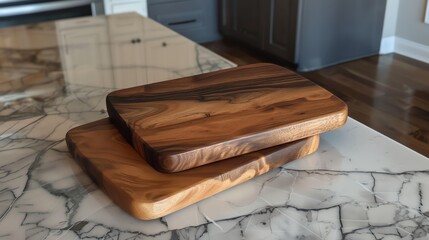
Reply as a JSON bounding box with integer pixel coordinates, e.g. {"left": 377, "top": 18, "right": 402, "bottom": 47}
{"left": 203, "top": 40, "right": 429, "bottom": 157}
{"left": 203, "top": 39, "right": 289, "bottom": 67}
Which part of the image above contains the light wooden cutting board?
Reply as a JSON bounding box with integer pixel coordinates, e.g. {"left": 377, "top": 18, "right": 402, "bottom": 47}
{"left": 66, "top": 118, "right": 320, "bottom": 220}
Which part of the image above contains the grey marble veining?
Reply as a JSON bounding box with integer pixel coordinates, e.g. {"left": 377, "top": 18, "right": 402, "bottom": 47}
{"left": 0, "top": 13, "right": 428, "bottom": 240}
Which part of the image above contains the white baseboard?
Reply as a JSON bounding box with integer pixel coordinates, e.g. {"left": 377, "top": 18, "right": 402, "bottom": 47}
{"left": 379, "top": 36, "right": 429, "bottom": 64}
{"left": 394, "top": 37, "right": 429, "bottom": 64}
{"left": 379, "top": 36, "right": 395, "bottom": 54}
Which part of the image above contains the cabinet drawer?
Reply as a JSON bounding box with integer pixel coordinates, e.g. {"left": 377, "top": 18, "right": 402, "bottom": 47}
{"left": 147, "top": 0, "right": 188, "bottom": 5}
{"left": 152, "top": 10, "right": 204, "bottom": 32}
{"left": 104, "top": 0, "right": 148, "bottom": 17}
{"left": 149, "top": 1, "right": 204, "bottom": 28}
{"left": 111, "top": 1, "right": 147, "bottom": 16}
{"left": 148, "top": 0, "right": 220, "bottom": 43}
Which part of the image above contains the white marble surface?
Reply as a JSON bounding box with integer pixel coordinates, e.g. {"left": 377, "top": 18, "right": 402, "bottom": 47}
{"left": 0, "top": 13, "right": 428, "bottom": 240}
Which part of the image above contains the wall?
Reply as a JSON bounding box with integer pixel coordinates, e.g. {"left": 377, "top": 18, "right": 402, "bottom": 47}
{"left": 380, "top": 0, "right": 429, "bottom": 63}
{"left": 396, "top": 0, "right": 429, "bottom": 45}
{"left": 380, "top": 0, "right": 400, "bottom": 53}
{"left": 382, "top": 0, "right": 400, "bottom": 38}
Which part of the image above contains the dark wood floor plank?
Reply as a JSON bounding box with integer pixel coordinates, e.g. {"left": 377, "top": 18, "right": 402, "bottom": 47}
{"left": 203, "top": 41, "right": 429, "bottom": 157}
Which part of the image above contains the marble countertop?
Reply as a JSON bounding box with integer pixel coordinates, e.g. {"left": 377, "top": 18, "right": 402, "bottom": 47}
{"left": 0, "top": 13, "right": 428, "bottom": 240}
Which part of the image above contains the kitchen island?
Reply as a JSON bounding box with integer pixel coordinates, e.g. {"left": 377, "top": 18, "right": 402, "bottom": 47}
{"left": 0, "top": 13, "right": 428, "bottom": 240}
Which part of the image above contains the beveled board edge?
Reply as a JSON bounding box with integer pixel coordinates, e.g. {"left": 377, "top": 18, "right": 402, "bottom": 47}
{"left": 65, "top": 119, "right": 320, "bottom": 220}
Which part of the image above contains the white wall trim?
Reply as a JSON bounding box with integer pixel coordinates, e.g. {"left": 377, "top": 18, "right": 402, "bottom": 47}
{"left": 394, "top": 37, "right": 429, "bottom": 64}
{"left": 379, "top": 36, "right": 429, "bottom": 64}
{"left": 425, "top": 0, "right": 429, "bottom": 24}
{"left": 379, "top": 36, "right": 396, "bottom": 54}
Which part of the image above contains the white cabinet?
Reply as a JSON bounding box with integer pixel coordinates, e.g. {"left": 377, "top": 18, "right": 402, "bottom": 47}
{"left": 104, "top": 0, "right": 148, "bottom": 17}
{"left": 57, "top": 15, "right": 148, "bottom": 89}
{"left": 56, "top": 19, "right": 114, "bottom": 88}
{"left": 108, "top": 14, "right": 147, "bottom": 88}
{"left": 56, "top": 14, "right": 201, "bottom": 89}
{"left": 144, "top": 36, "right": 196, "bottom": 84}
{"left": 110, "top": 33, "right": 147, "bottom": 88}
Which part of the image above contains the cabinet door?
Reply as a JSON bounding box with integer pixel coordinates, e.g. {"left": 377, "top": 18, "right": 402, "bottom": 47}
{"left": 58, "top": 25, "right": 113, "bottom": 88}
{"left": 263, "top": 0, "right": 298, "bottom": 62}
{"left": 233, "top": 0, "right": 264, "bottom": 48}
{"left": 110, "top": 34, "right": 147, "bottom": 88}
{"left": 105, "top": 0, "right": 148, "bottom": 17}
{"left": 219, "top": 0, "right": 234, "bottom": 35}
{"left": 144, "top": 37, "right": 196, "bottom": 84}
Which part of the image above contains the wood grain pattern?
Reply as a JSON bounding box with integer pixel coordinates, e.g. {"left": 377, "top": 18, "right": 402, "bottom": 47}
{"left": 65, "top": 119, "right": 320, "bottom": 220}
{"left": 204, "top": 41, "right": 429, "bottom": 158}
{"left": 107, "top": 63, "right": 347, "bottom": 173}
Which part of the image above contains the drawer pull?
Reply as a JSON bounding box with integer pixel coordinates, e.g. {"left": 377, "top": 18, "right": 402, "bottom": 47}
{"left": 131, "top": 38, "right": 141, "bottom": 44}
{"left": 168, "top": 19, "right": 197, "bottom": 26}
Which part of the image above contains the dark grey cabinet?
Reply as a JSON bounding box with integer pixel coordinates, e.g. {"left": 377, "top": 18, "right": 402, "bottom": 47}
{"left": 220, "top": 0, "right": 386, "bottom": 71}
{"left": 220, "top": 0, "right": 298, "bottom": 62}
{"left": 234, "top": 0, "right": 264, "bottom": 48}
{"left": 263, "top": 0, "right": 298, "bottom": 62}
{"left": 148, "top": 0, "right": 221, "bottom": 43}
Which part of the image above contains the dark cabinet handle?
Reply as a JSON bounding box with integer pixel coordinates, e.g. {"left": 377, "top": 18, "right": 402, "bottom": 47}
{"left": 131, "top": 38, "right": 141, "bottom": 44}
{"left": 168, "top": 19, "right": 197, "bottom": 26}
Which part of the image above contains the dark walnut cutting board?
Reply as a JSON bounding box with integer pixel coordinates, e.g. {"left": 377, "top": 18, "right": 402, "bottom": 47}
{"left": 66, "top": 119, "right": 320, "bottom": 220}
{"left": 107, "top": 63, "right": 347, "bottom": 173}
